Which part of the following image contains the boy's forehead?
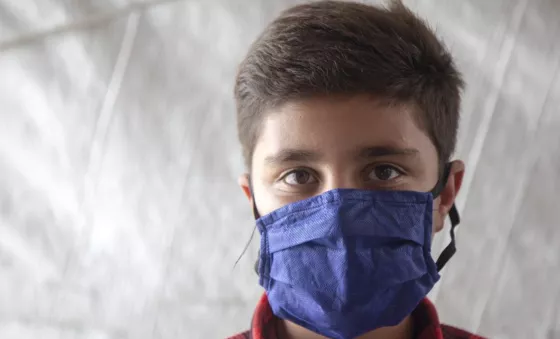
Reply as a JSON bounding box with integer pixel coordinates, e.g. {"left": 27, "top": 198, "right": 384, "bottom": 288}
{"left": 254, "top": 95, "right": 435, "bottom": 161}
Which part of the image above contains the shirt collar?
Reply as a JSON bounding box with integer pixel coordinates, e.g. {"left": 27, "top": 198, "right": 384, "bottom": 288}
{"left": 249, "top": 293, "right": 444, "bottom": 339}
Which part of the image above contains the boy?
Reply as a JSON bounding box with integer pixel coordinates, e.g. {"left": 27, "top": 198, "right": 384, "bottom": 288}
{"left": 229, "top": 1, "right": 485, "bottom": 338}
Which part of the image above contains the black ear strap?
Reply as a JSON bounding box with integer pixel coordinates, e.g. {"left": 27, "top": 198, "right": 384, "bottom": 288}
{"left": 436, "top": 204, "right": 460, "bottom": 271}
{"left": 431, "top": 163, "right": 461, "bottom": 272}
{"left": 248, "top": 178, "right": 260, "bottom": 220}
{"left": 430, "top": 163, "right": 451, "bottom": 197}
{"left": 248, "top": 178, "right": 261, "bottom": 274}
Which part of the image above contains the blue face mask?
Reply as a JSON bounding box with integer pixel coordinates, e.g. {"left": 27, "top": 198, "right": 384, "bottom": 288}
{"left": 251, "top": 164, "right": 460, "bottom": 339}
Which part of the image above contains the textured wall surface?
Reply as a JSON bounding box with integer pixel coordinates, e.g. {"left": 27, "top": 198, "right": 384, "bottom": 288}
{"left": 0, "top": 0, "right": 559, "bottom": 338}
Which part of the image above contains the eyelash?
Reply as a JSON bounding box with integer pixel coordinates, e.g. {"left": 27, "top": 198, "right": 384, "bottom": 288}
{"left": 279, "top": 167, "right": 318, "bottom": 185}
{"left": 364, "top": 163, "right": 405, "bottom": 182}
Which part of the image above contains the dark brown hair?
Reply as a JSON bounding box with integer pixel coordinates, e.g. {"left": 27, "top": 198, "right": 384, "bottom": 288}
{"left": 234, "top": 0, "right": 464, "bottom": 169}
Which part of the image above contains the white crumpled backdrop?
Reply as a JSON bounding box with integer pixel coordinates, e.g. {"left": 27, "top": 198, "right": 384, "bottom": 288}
{"left": 1, "top": 0, "right": 559, "bottom": 338}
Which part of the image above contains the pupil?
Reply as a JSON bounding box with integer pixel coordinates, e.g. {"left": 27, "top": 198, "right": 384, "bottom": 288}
{"left": 295, "top": 171, "right": 309, "bottom": 184}
{"left": 376, "top": 166, "right": 392, "bottom": 180}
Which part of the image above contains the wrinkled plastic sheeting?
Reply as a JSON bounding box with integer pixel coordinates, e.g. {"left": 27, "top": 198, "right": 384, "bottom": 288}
{"left": 0, "top": 0, "right": 559, "bottom": 338}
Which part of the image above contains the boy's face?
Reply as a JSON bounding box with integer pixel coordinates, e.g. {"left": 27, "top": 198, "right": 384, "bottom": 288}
{"left": 239, "top": 95, "right": 464, "bottom": 235}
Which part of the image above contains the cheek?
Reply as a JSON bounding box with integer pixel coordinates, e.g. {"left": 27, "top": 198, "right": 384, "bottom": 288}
{"left": 431, "top": 204, "right": 445, "bottom": 235}
{"left": 255, "top": 184, "right": 304, "bottom": 216}
{"left": 250, "top": 171, "right": 285, "bottom": 216}
{"left": 254, "top": 192, "right": 280, "bottom": 216}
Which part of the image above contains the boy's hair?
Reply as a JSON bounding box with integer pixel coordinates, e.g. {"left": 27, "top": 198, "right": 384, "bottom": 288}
{"left": 234, "top": 0, "right": 464, "bottom": 169}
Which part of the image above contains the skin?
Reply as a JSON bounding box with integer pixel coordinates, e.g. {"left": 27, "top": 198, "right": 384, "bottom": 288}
{"left": 238, "top": 94, "right": 465, "bottom": 339}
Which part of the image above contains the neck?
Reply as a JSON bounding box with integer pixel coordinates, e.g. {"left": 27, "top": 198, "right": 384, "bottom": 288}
{"left": 279, "top": 316, "right": 414, "bottom": 339}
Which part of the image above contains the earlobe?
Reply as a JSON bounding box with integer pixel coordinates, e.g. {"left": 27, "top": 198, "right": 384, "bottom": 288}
{"left": 238, "top": 173, "right": 253, "bottom": 203}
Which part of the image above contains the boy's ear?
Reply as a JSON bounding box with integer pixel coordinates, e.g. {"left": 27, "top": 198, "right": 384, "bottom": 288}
{"left": 434, "top": 160, "right": 465, "bottom": 233}
{"left": 238, "top": 173, "right": 253, "bottom": 204}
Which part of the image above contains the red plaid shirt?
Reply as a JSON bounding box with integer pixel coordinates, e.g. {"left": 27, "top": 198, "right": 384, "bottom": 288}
{"left": 227, "top": 294, "right": 485, "bottom": 339}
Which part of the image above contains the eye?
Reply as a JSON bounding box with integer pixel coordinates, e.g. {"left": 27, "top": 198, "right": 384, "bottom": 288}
{"left": 368, "top": 164, "right": 403, "bottom": 182}
{"left": 281, "top": 169, "right": 317, "bottom": 186}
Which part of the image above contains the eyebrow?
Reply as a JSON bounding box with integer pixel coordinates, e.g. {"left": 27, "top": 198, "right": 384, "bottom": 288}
{"left": 359, "top": 146, "right": 419, "bottom": 158}
{"left": 264, "top": 149, "right": 321, "bottom": 165}
{"left": 264, "top": 146, "right": 419, "bottom": 166}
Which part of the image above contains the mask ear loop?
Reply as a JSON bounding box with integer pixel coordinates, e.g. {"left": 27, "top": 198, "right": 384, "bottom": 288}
{"left": 233, "top": 177, "right": 260, "bottom": 270}
{"left": 250, "top": 180, "right": 261, "bottom": 220}
{"left": 248, "top": 179, "right": 263, "bottom": 274}
{"left": 436, "top": 204, "right": 460, "bottom": 271}
{"left": 430, "top": 163, "right": 461, "bottom": 272}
